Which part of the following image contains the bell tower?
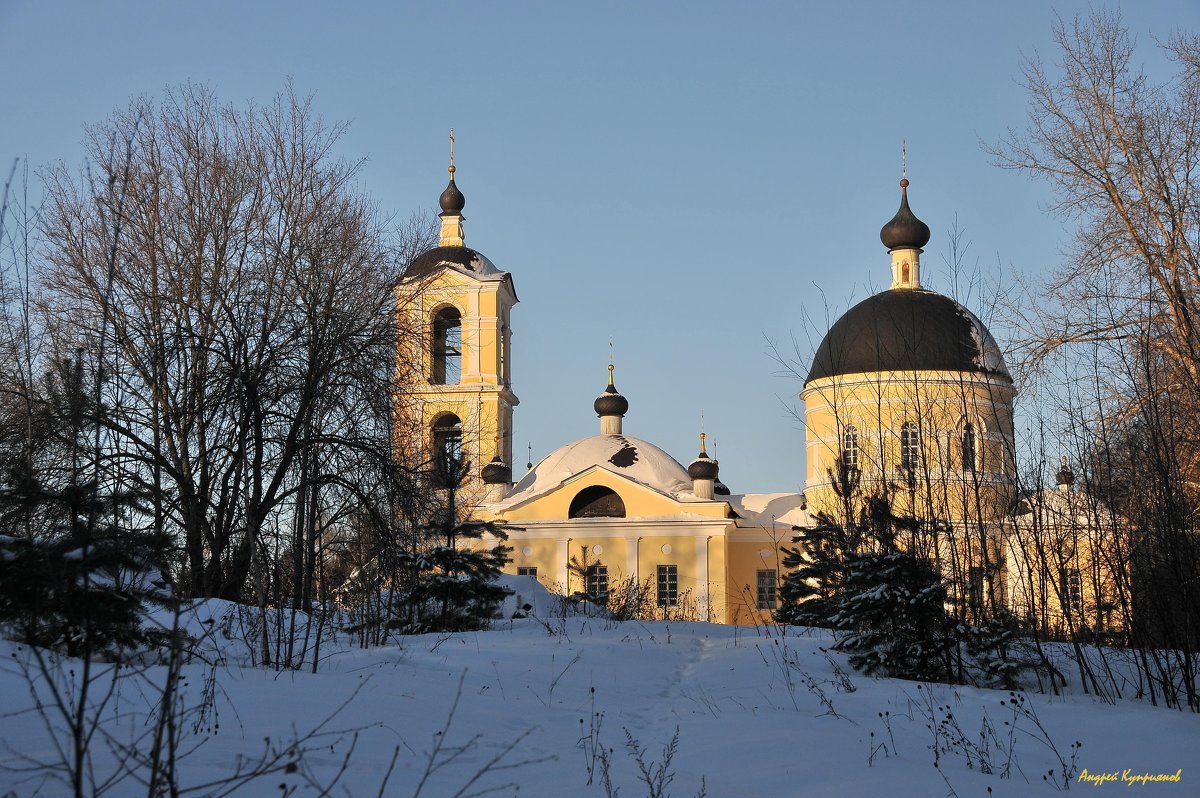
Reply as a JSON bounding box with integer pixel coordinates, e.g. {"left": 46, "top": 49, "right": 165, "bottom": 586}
{"left": 396, "top": 135, "right": 519, "bottom": 498}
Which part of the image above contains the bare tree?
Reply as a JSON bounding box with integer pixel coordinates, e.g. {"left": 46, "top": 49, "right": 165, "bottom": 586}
{"left": 993, "top": 10, "right": 1200, "bottom": 386}
{"left": 39, "top": 83, "right": 412, "bottom": 603}
{"left": 992, "top": 10, "right": 1200, "bottom": 711}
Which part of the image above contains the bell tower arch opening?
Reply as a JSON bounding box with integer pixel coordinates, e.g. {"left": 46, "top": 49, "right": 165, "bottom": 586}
{"left": 431, "top": 305, "right": 463, "bottom": 385}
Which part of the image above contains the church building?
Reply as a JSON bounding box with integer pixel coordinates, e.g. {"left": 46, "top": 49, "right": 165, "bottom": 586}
{"left": 802, "top": 176, "right": 1018, "bottom": 615}
{"left": 396, "top": 152, "right": 1126, "bottom": 632}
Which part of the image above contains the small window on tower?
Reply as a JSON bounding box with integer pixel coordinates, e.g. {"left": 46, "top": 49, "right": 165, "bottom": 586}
{"left": 961, "top": 422, "right": 977, "bottom": 472}
{"left": 842, "top": 426, "right": 859, "bottom": 473}
{"left": 1060, "top": 568, "right": 1083, "bottom": 613}
{"left": 967, "top": 566, "right": 985, "bottom": 609}
{"left": 500, "top": 322, "right": 508, "bottom": 387}
{"left": 900, "top": 422, "right": 921, "bottom": 471}
{"left": 432, "top": 306, "right": 462, "bottom": 385}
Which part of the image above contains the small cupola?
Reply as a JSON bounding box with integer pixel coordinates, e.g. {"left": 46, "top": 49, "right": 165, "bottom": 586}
{"left": 438, "top": 129, "right": 466, "bottom": 247}
{"left": 481, "top": 454, "right": 512, "bottom": 485}
{"left": 481, "top": 453, "right": 512, "bottom": 502}
{"left": 688, "top": 432, "right": 720, "bottom": 499}
{"left": 880, "top": 178, "right": 931, "bottom": 253}
{"left": 880, "top": 150, "right": 931, "bottom": 290}
{"left": 1056, "top": 456, "right": 1075, "bottom": 492}
{"left": 594, "top": 364, "right": 629, "bottom": 435}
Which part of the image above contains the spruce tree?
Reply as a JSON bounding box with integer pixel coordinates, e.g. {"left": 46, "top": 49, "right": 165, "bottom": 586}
{"left": 775, "top": 513, "right": 857, "bottom": 627}
{"left": 391, "top": 457, "right": 512, "bottom": 633}
{"left": 831, "top": 497, "right": 954, "bottom": 682}
{"left": 776, "top": 463, "right": 863, "bottom": 627}
{"left": 0, "top": 357, "right": 172, "bottom": 658}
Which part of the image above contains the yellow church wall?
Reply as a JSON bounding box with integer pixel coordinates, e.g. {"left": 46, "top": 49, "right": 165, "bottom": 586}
{"left": 724, "top": 539, "right": 786, "bottom": 625}
{"left": 637, "top": 534, "right": 698, "bottom": 613}
{"left": 802, "top": 369, "right": 1016, "bottom": 526}
{"left": 485, "top": 512, "right": 735, "bottom": 622}
{"left": 1003, "top": 496, "right": 1130, "bottom": 637}
{"left": 707, "top": 540, "right": 728, "bottom": 623}
{"left": 507, "top": 537, "right": 559, "bottom": 584}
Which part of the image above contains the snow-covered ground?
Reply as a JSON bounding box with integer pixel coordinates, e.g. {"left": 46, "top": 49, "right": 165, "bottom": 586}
{"left": 1, "top": 578, "right": 1196, "bottom": 797}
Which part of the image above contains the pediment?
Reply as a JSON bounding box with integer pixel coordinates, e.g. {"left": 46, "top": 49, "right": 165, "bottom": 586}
{"left": 492, "top": 463, "right": 723, "bottom": 522}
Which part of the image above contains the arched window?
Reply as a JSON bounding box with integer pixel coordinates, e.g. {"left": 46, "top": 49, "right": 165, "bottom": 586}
{"left": 431, "top": 306, "right": 462, "bottom": 385}
{"left": 431, "top": 413, "right": 463, "bottom": 478}
{"left": 569, "top": 486, "right": 626, "bottom": 518}
{"left": 961, "top": 422, "right": 977, "bottom": 472}
{"left": 900, "top": 422, "right": 920, "bottom": 470}
{"left": 842, "top": 425, "right": 859, "bottom": 472}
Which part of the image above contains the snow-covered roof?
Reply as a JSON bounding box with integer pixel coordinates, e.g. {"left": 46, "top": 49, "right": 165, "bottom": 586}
{"left": 402, "top": 245, "right": 509, "bottom": 283}
{"left": 494, "top": 434, "right": 692, "bottom": 508}
{"left": 726, "top": 492, "right": 810, "bottom": 528}
{"left": 1014, "top": 488, "right": 1119, "bottom": 528}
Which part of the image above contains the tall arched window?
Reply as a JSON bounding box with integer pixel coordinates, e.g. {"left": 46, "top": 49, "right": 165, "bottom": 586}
{"left": 900, "top": 422, "right": 920, "bottom": 470}
{"left": 569, "top": 486, "right": 626, "bottom": 518}
{"left": 961, "top": 422, "right": 977, "bottom": 472}
{"left": 842, "top": 425, "right": 859, "bottom": 472}
{"left": 431, "top": 413, "right": 463, "bottom": 478}
{"left": 431, "top": 306, "right": 462, "bottom": 385}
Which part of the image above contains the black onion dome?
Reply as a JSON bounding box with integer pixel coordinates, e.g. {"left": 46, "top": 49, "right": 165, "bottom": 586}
{"left": 880, "top": 179, "right": 931, "bottom": 251}
{"left": 439, "top": 174, "right": 465, "bottom": 215}
{"left": 688, "top": 455, "right": 719, "bottom": 481}
{"left": 714, "top": 480, "right": 730, "bottom": 496}
{"left": 594, "top": 384, "right": 629, "bottom": 417}
{"left": 481, "top": 455, "right": 512, "bottom": 485}
{"left": 806, "top": 290, "right": 1011, "bottom": 384}
{"left": 1056, "top": 459, "right": 1075, "bottom": 488}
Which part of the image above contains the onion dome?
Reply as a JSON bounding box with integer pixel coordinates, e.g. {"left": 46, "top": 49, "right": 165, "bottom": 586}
{"left": 688, "top": 457, "right": 719, "bottom": 480}
{"left": 481, "top": 454, "right": 512, "bottom": 485}
{"left": 806, "top": 290, "right": 1011, "bottom": 384}
{"left": 714, "top": 480, "right": 730, "bottom": 496}
{"left": 594, "top": 364, "right": 629, "bottom": 417}
{"left": 1056, "top": 456, "right": 1075, "bottom": 489}
{"left": 439, "top": 166, "right": 466, "bottom": 215}
{"left": 687, "top": 432, "right": 719, "bottom": 480}
{"left": 880, "top": 178, "right": 930, "bottom": 251}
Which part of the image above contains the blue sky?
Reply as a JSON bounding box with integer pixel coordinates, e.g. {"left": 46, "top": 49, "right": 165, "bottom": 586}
{"left": 2, "top": 1, "right": 1196, "bottom": 493}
